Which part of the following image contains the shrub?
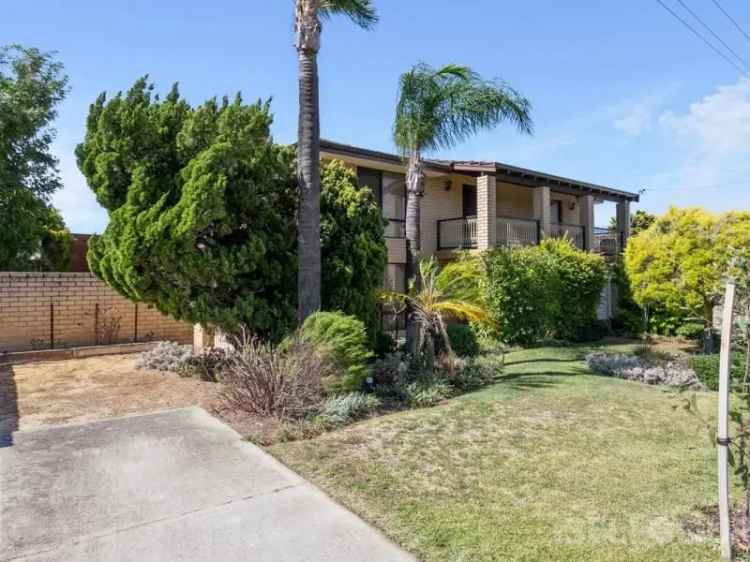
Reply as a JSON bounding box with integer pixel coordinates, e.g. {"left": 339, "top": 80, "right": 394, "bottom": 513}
{"left": 483, "top": 245, "right": 558, "bottom": 345}
{"left": 136, "top": 341, "right": 193, "bottom": 372}
{"left": 318, "top": 392, "right": 381, "bottom": 425}
{"left": 539, "top": 238, "right": 608, "bottom": 341}
{"left": 447, "top": 324, "right": 479, "bottom": 357}
{"left": 178, "top": 348, "right": 231, "bottom": 382}
{"left": 688, "top": 352, "right": 745, "bottom": 391}
{"left": 675, "top": 322, "right": 706, "bottom": 341}
{"left": 448, "top": 356, "right": 499, "bottom": 392}
{"left": 401, "top": 380, "right": 453, "bottom": 408}
{"left": 298, "top": 311, "right": 373, "bottom": 394}
{"left": 482, "top": 240, "right": 607, "bottom": 345}
{"left": 220, "top": 336, "right": 330, "bottom": 419}
{"left": 585, "top": 352, "right": 705, "bottom": 389}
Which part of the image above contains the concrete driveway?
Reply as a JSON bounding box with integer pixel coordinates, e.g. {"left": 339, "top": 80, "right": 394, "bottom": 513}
{"left": 0, "top": 407, "right": 413, "bottom": 562}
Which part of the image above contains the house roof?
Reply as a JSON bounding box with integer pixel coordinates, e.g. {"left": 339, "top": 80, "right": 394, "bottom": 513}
{"left": 320, "top": 139, "right": 639, "bottom": 202}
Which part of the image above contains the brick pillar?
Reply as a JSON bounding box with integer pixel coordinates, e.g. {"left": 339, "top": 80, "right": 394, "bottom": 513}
{"left": 533, "top": 186, "right": 551, "bottom": 240}
{"left": 616, "top": 200, "right": 631, "bottom": 248}
{"left": 477, "top": 173, "right": 497, "bottom": 250}
{"left": 579, "top": 194, "right": 595, "bottom": 251}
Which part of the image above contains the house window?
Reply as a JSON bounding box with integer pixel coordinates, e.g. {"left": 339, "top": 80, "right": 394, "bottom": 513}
{"left": 382, "top": 263, "right": 407, "bottom": 336}
{"left": 357, "top": 167, "right": 406, "bottom": 238}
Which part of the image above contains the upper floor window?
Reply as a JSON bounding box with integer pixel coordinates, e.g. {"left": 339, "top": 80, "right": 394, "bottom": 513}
{"left": 357, "top": 167, "right": 406, "bottom": 238}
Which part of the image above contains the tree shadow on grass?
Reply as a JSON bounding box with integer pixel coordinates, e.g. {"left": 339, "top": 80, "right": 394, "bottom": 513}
{"left": 496, "top": 365, "right": 590, "bottom": 391}
{"left": 0, "top": 365, "right": 19, "bottom": 447}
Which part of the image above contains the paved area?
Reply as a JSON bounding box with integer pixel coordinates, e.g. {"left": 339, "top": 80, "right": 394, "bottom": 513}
{"left": 0, "top": 407, "right": 413, "bottom": 561}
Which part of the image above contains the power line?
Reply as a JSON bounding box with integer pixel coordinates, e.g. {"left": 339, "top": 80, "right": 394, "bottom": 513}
{"left": 655, "top": 0, "right": 750, "bottom": 78}
{"left": 674, "top": 0, "right": 750, "bottom": 71}
{"left": 710, "top": 0, "right": 750, "bottom": 46}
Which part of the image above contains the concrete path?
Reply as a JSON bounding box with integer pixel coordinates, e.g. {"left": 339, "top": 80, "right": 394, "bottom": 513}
{"left": 0, "top": 407, "right": 413, "bottom": 562}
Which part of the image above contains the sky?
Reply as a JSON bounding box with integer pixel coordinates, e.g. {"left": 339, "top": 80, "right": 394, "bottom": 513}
{"left": 5, "top": 0, "right": 750, "bottom": 233}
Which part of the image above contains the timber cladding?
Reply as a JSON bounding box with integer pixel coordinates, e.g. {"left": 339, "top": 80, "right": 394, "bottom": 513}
{"left": 0, "top": 272, "right": 193, "bottom": 353}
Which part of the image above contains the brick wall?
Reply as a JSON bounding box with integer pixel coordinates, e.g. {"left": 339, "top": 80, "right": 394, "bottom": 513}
{"left": 0, "top": 272, "right": 193, "bottom": 352}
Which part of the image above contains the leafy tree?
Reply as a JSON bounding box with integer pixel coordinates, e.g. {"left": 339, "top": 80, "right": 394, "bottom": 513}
{"left": 77, "top": 80, "right": 387, "bottom": 340}
{"left": 320, "top": 160, "right": 387, "bottom": 339}
{"left": 0, "top": 44, "right": 71, "bottom": 270}
{"left": 624, "top": 207, "right": 750, "bottom": 351}
{"left": 609, "top": 209, "right": 656, "bottom": 236}
{"left": 392, "top": 63, "right": 532, "bottom": 353}
{"left": 77, "top": 80, "right": 299, "bottom": 340}
{"left": 294, "top": 0, "right": 378, "bottom": 323}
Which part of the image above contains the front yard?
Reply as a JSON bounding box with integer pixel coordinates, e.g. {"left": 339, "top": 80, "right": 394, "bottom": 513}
{"left": 270, "top": 345, "right": 721, "bottom": 561}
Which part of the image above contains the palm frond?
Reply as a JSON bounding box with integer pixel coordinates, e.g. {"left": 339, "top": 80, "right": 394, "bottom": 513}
{"left": 319, "top": 0, "right": 378, "bottom": 29}
{"left": 433, "top": 301, "right": 489, "bottom": 324}
{"left": 393, "top": 62, "right": 533, "bottom": 155}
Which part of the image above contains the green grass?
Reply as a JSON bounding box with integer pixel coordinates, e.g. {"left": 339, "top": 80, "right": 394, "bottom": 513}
{"left": 269, "top": 345, "right": 723, "bottom": 561}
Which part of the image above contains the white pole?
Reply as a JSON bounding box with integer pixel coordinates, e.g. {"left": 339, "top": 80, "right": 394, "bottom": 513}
{"left": 718, "top": 279, "right": 736, "bottom": 561}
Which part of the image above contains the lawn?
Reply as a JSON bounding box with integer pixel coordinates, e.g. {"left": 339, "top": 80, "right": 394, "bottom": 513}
{"left": 269, "top": 344, "right": 723, "bottom": 561}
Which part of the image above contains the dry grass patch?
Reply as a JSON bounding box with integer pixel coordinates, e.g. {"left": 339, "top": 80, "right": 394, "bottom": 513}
{"left": 270, "top": 345, "right": 723, "bottom": 561}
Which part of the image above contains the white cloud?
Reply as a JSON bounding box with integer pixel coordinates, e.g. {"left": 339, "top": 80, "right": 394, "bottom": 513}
{"left": 614, "top": 105, "right": 653, "bottom": 136}
{"left": 638, "top": 78, "right": 750, "bottom": 212}
{"left": 612, "top": 90, "right": 676, "bottom": 137}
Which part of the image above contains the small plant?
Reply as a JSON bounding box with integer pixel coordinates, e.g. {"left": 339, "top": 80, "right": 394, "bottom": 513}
{"left": 95, "top": 305, "right": 122, "bottom": 345}
{"left": 447, "top": 324, "right": 479, "bottom": 357}
{"left": 448, "top": 356, "right": 499, "bottom": 392}
{"left": 298, "top": 311, "right": 373, "bottom": 394}
{"left": 220, "top": 335, "right": 330, "bottom": 419}
{"left": 318, "top": 392, "right": 381, "bottom": 425}
{"left": 136, "top": 341, "right": 193, "bottom": 372}
{"left": 179, "top": 348, "right": 231, "bottom": 382}
{"left": 401, "top": 380, "right": 452, "bottom": 408}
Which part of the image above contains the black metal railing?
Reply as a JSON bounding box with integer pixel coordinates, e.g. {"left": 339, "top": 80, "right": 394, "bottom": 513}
{"left": 550, "top": 222, "right": 585, "bottom": 250}
{"left": 593, "top": 227, "right": 619, "bottom": 255}
{"left": 496, "top": 216, "right": 539, "bottom": 247}
{"left": 437, "top": 217, "right": 477, "bottom": 250}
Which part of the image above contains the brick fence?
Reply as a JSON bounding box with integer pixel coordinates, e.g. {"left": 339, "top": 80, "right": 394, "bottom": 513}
{"left": 0, "top": 272, "right": 193, "bottom": 353}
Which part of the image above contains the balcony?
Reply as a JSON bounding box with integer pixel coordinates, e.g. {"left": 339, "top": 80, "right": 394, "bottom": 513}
{"left": 496, "top": 216, "right": 539, "bottom": 246}
{"left": 550, "top": 222, "right": 585, "bottom": 250}
{"left": 437, "top": 217, "right": 477, "bottom": 250}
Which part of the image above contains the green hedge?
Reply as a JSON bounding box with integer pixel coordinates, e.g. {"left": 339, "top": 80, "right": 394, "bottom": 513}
{"left": 447, "top": 324, "right": 480, "bottom": 357}
{"left": 482, "top": 239, "right": 608, "bottom": 345}
{"left": 688, "top": 352, "right": 745, "bottom": 391}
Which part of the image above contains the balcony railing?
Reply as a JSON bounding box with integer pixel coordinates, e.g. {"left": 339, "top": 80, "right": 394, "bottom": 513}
{"left": 593, "top": 227, "right": 620, "bottom": 255}
{"left": 550, "top": 222, "right": 585, "bottom": 250}
{"left": 385, "top": 218, "right": 406, "bottom": 238}
{"left": 437, "top": 216, "right": 477, "bottom": 250}
{"left": 496, "top": 216, "right": 539, "bottom": 247}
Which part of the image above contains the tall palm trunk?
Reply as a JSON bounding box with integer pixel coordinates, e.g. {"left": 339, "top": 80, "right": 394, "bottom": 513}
{"left": 295, "top": 0, "right": 322, "bottom": 323}
{"left": 405, "top": 151, "right": 424, "bottom": 355}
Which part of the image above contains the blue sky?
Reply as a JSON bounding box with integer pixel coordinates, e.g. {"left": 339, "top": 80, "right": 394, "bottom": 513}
{"left": 5, "top": 0, "right": 750, "bottom": 232}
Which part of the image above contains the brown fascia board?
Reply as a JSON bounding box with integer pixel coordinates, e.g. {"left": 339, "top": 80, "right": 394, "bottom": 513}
{"left": 319, "top": 139, "right": 639, "bottom": 202}
{"left": 320, "top": 139, "right": 452, "bottom": 174}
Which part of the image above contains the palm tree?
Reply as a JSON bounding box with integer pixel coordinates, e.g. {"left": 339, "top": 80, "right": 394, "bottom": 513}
{"left": 294, "top": 0, "right": 377, "bottom": 324}
{"left": 384, "top": 257, "right": 488, "bottom": 370}
{"left": 392, "top": 63, "right": 533, "bottom": 352}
